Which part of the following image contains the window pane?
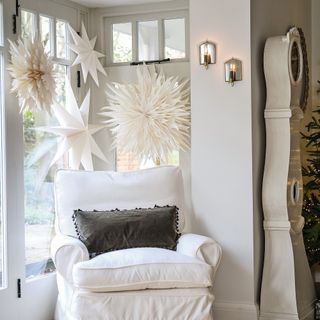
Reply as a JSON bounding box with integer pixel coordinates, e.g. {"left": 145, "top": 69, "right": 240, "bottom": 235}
{"left": 138, "top": 20, "right": 158, "bottom": 61}
{"left": 164, "top": 18, "right": 186, "bottom": 59}
{"left": 40, "top": 15, "right": 52, "bottom": 54}
{"left": 21, "top": 10, "right": 35, "bottom": 41}
{"left": 113, "top": 23, "right": 132, "bottom": 63}
{"left": 55, "top": 65, "right": 67, "bottom": 108}
{"left": 56, "top": 20, "right": 68, "bottom": 59}
{"left": 167, "top": 150, "right": 179, "bottom": 166}
{"left": 117, "top": 148, "right": 140, "bottom": 172}
{"left": 24, "top": 65, "right": 68, "bottom": 279}
{"left": 117, "top": 149, "right": 179, "bottom": 172}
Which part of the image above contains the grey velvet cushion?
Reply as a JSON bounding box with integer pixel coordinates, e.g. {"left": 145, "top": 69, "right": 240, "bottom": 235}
{"left": 72, "top": 205, "right": 180, "bottom": 256}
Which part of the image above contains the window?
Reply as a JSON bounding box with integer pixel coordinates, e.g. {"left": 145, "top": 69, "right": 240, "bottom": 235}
{"left": 112, "top": 23, "right": 132, "bottom": 63}
{"left": 116, "top": 150, "right": 180, "bottom": 172}
{"left": 138, "top": 20, "right": 159, "bottom": 61}
{"left": 106, "top": 11, "right": 188, "bottom": 65}
{"left": 21, "top": 10, "right": 36, "bottom": 40}
{"left": 39, "top": 15, "right": 53, "bottom": 54}
{"left": 164, "top": 18, "right": 186, "bottom": 59}
{"left": 21, "top": 9, "right": 70, "bottom": 279}
{"left": 56, "top": 19, "right": 68, "bottom": 59}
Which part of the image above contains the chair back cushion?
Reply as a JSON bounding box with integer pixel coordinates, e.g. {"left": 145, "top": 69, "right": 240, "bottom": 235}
{"left": 54, "top": 166, "right": 185, "bottom": 237}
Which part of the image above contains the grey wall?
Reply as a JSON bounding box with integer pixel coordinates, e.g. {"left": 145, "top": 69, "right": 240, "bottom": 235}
{"left": 250, "top": 0, "right": 311, "bottom": 304}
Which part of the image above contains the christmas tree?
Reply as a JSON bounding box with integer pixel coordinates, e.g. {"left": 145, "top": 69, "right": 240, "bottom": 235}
{"left": 302, "top": 106, "right": 320, "bottom": 266}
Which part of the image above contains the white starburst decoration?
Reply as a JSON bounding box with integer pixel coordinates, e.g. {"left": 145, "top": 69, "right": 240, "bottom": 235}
{"left": 68, "top": 23, "right": 106, "bottom": 87}
{"left": 7, "top": 37, "right": 56, "bottom": 113}
{"left": 101, "top": 65, "right": 190, "bottom": 163}
{"left": 37, "top": 79, "right": 107, "bottom": 170}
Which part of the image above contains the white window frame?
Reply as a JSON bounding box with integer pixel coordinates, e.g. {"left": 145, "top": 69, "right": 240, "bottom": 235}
{"left": 105, "top": 10, "right": 189, "bottom": 67}
{"left": 0, "top": 0, "right": 6, "bottom": 290}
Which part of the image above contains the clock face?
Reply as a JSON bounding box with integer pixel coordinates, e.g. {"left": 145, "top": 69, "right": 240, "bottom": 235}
{"left": 290, "top": 41, "right": 301, "bottom": 82}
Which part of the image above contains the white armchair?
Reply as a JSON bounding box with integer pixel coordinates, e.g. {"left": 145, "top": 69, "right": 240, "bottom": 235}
{"left": 52, "top": 166, "right": 222, "bottom": 320}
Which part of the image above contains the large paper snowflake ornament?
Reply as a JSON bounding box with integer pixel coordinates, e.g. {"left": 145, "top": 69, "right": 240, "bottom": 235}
{"left": 37, "top": 79, "right": 107, "bottom": 170}
{"left": 68, "top": 23, "right": 106, "bottom": 87}
{"left": 8, "top": 37, "right": 56, "bottom": 113}
{"left": 101, "top": 65, "right": 190, "bottom": 163}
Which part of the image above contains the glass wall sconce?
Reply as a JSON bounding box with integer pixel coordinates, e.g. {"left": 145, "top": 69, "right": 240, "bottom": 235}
{"left": 199, "top": 41, "right": 216, "bottom": 69}
{"left": 225, "top": 58, "right": 242, "bottom": 86}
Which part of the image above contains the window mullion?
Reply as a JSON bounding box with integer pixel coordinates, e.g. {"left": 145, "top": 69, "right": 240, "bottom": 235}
{"left": 132, "top": 20, "right": 138, "bottom": 62}
{"left": 33, "top": 12, "right": 38, "bottom": 40}
{"left": 158, "top": 19, "right": 164, "bottom": 60}
{"left": 50, "top": 17, "right": 55, "bottom": 58}
{"left": 53, "top": 18, "right": 57, "bottom": 59}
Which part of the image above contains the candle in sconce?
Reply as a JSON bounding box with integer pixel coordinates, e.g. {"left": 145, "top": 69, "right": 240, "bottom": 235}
{"left": 229, "top": 63, "right": 236, "bottom": 82}
{"left": 203, "top": 44, "right": 211, "bottom": 67}
{"left": 224, "top": 58, "right": 242, "bottom": 85}
{"left": 204, "top": 53, "right": 211, "bottom": 66}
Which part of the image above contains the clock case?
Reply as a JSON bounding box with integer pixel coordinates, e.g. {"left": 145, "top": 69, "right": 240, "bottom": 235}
{"left": 261, "top": 27, "right": 316, "bottom": 319}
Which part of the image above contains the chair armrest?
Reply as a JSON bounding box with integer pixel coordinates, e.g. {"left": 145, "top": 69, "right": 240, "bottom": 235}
{"left": 51, "top": 234, "right": 89, "bottom": 283}
{"left": 177, "top": 233, "right": 222, "bottom": 271}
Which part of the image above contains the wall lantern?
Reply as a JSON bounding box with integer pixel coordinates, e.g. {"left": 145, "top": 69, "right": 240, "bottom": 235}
{"left": 224, "top": 58, "right": 242, "bottom": 86}
{"left": 199, "top": 41, "right": 216, "bottom": 69}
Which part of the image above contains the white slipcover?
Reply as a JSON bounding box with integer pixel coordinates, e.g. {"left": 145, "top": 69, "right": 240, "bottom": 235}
{"left": 73, "top": 247, "right": 212, "bottom": 292}
{"left": 52, "top": 166, "right": 222, "bottom": 320}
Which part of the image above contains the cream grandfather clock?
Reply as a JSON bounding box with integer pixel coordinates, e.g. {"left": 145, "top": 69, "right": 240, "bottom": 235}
{"left": 260, "top": 27, "right": 316, "bottom": 320}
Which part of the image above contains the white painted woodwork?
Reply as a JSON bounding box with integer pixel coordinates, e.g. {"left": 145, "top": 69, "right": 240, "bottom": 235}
{"left": 260, "top": 27, "right": 316, "bottom": 320}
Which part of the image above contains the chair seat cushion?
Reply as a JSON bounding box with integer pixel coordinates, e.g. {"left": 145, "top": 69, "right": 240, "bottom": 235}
{"left": 73, "top": 247, "right": 213, "bottom": 292}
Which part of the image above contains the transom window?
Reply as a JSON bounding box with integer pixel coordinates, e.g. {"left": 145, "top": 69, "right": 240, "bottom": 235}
{"left": 21, "top": 9, "right": 69, "bottom": 63}
{"left": 105, "top": 11, "right": 188, "bottom": 65}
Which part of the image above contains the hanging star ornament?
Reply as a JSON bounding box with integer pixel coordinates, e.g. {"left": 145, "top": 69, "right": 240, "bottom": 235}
{"left": 101, "top": 64, "right": 190, "bottom": 163}
{"left": 68, "top": 23, "right": 106, "bottom": 87}
{"left": 37, "top": 79, "right": 107, "bottom": 170}
{"left": 7, "top": 37, "right": 56, "bottom": 113}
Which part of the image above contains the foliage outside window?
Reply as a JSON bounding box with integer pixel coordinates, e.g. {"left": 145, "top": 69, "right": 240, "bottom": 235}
{"left": 113, "top": 23, "right": 132, "bottom": 63}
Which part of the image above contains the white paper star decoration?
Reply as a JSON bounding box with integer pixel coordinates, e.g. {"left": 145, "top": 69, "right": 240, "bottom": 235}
{"left": 7, "top": 37, "right": 56, "bottom": 113}
{"left": 37, "top": 79, "right": 107, "bottom": 170}
{"left": 68, "top": 23, "right": 106, "bottom": 87}
{"left": 101, "top": 65, "right": 190, "bottom": 163}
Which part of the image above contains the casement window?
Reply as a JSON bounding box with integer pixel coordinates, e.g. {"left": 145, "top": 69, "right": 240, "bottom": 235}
{"left": 21, "top": 9, "right": 70, "bottom": 279}
{"left": 105, "top": 11, "right": 189, "bottom": 66}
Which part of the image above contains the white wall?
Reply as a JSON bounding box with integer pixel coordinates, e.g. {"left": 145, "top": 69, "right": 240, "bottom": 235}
{"left": 189, "top": 0, "right": 256, "bottom": 319}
